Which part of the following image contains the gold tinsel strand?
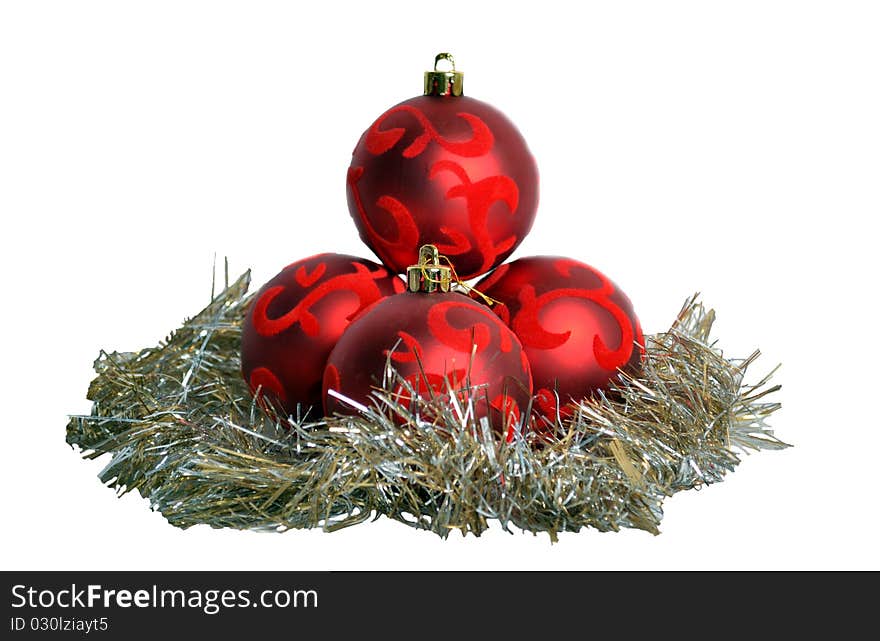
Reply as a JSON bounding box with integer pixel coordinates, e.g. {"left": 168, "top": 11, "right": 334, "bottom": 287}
{"left": 66, "top": 270, "right": 786, "bottom": 540}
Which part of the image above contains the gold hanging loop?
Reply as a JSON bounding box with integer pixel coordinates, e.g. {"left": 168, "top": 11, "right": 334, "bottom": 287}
{"left": 406, "top": 244, "right": 502, "bottom": 306}
{"left": 424, "top": 52, "right": 464, "bottom": 97}
{"left": 407, "top": 245, "right": 452, "bottom": 293}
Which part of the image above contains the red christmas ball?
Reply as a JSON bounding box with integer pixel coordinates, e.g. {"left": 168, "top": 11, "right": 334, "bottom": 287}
{"left": 346, "top": 55, "right": 538, "bottom": 280}
{"left": 240, "top": 253, "right": 404, "bottom": 417}
{"left": 323, "top": 291, "right": 533, "bottom": 441}
{"left": 476, "top": 257, "right": 644, "bottom": 421}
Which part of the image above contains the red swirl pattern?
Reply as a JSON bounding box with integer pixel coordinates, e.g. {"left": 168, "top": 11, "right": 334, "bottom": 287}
{"left": 514, "top": 283, "right": 634, "bottom": 371}
{"left": 248, "top": 367, "right": 287, "bottom": 403}
{"left": 475, "top": 256, "right": 643, "bottom": 422}
{"left": 323, "top": 292, "right": 532, "bottom": 440}
{"left": 490, "top": 394, "right": 523, "bottom": 442}
{"left": 393, "top": 369, "right": 468, "bottom": 410}
{"left": 430, "top": 160, "right": 519, "bottom": 277}
{"left": 347, "top": 95, "right": 538, "bottom": 280}
{"left": 508, "top": 260, "right": 637, "bottom": 370}
{"left": 365, "top": 105, "right": 494, "bottom": 158}
{"left": 240, "top": 254, "right": 403, "bottom": 417}
{"left": 347, "top": 166, "right": 420, "bottom": 270}
{"left": 252, "top": 261, "right": 391, "bottom": 338}
{"left": 384, "top": 330, "right": 423, "bottom": 364}
{"left": 427, "top": 299, "right": 513, "bottom": 354}
{"left": 295, "top": 262, "right": 326, "bottom": 287}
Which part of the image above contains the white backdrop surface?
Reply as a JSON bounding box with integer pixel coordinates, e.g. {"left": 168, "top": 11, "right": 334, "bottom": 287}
{"left": 1, "top": 1, "right": 878, "bottom": 570}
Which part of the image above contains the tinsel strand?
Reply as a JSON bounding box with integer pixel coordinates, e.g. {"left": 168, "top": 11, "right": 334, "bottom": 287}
{"left": 67, "top": 273, "right": 786, "bottom": 540}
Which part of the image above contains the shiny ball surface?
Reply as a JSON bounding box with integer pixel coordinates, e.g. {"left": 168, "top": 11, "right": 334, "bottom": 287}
{"left": 240, "top": 253, "right": 404, "bottom": 417}
{"left": 323, "top": 291, "right": 533, "bottom": 440}
{"left": 476, "top": 256, "right": 643, "bottom": 420}
{"left": 347, "top": 95, "right": 539, "bottom": 280}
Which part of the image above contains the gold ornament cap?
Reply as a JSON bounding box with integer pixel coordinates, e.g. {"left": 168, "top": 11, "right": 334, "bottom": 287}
{"left": 424, "top": 53, "right": 463, "bottom": 97}
{"left": 407, "top": 244, "right": 452, "bottom": 293}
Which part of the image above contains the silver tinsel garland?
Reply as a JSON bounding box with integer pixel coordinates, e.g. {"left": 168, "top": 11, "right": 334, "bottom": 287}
{"left": 67, "top": 270, "right": 786, "bottom": 540}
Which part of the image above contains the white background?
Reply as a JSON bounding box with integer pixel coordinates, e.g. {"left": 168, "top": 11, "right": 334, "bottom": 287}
{"left": 1, "top": 1, "right": 878, "bottom": 570}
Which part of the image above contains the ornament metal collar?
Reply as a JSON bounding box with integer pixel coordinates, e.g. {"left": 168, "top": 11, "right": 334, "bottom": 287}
{"left": 424, "top": 53, "right": 463, "bottom": 97}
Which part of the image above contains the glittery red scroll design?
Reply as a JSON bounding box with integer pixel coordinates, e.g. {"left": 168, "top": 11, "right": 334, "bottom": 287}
{"left": 294, "top": 261, "right": 326, "bottom": 287}
{"left": 384, "top": 330, "right": 423, "bottom": 364}
{"left": 384, "top": 303, "right": 527, "bottom": 441}
{"left": 427, "top": 300, "right": 527, "bottom": 441}
{"left": 490, "top": 394, "right": 522, "bottom": 442}
{"left": 252, "top": 261, "right": 392, "bottom": 338}
{"left": 534, "top": 388, "right": 566, "bottom": 421}
{"left": 365, "top": 105, "right": 494, "bottom": 158}
{"left": 512, "top": 261, "right": 639, "bottom": 371}
{"left": 393, "top": 370, "right": 469, "bottom": 410}
{"left": 430, "top": 160, "right": 519, "bottom": 277}
{"left": 383, "top": 331, "right": 469, "bottom": 411}
{"left": 347, "top": 166, "right": 420, "bottom": 271}
{"left": 248, "top": 366, "right": 287, "bottom": 403}
{"left": 427, "top": 299, "right": 513, "bottom": 354}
